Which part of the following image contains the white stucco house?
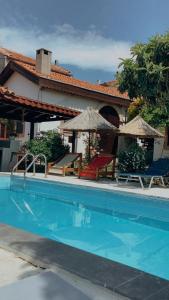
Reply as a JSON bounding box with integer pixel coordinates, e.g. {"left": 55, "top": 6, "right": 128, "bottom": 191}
{"left": 0, "top": 47, "right": 131, "bottom": 155}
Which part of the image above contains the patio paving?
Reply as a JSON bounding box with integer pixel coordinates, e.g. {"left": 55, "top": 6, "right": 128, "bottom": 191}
{"left": 0, "top": 269, "right": 129, "bottom": 300}
{"left": 0, "top": 234, "right": 126, "bottom": 300}
{"left": 0, "top": 246, "right": 126, "bottom": 300}
{"left": 0, "top": 271, "right": 93, "bottom": 300}
{"left": 0, "top": 248, "right": 41, "bottom": 287}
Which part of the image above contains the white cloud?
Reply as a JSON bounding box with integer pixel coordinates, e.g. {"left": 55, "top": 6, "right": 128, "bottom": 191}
{"left": 0, "top": 24, "right": 132, "bottom": 72}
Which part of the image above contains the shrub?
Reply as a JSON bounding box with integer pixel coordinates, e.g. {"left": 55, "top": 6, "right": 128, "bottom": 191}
{"left": 25, "top": 130, "right": 69, "bottom": 162}
{"left": 83, "top": 133, "right": 101, "bottom": 163}
{"left": 118, "top": 143, "right": 146, "bottom": 173}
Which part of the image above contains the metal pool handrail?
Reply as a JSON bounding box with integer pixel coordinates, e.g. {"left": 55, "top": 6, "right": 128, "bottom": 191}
{"left": 11, "top": 152, "right": 35, "bottom": 176}
{"left": 24, "top": 153, "right": 47, "bottom": 178}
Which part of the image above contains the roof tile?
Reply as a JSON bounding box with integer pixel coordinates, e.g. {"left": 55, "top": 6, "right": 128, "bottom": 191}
{"left": 0, "top": 86, "right": 78, "bottom": 117}
{"left": 15, "top": 61, "right": 129, "bottom": 100}
{"left": 0, "top": 47, "right": 129, "bottom": 101}
{"left": 0, "top": 48, "right": 71, "bottom": 76}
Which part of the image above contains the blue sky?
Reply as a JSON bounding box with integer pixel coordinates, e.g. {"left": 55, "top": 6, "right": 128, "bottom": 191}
{"left": 0, "top": 0, "right": 169, "bottom": 82}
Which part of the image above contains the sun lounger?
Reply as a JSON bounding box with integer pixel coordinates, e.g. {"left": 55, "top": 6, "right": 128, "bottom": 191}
{"left": 116, "top": 158, "right": 169, "bottom": 188}
{"left": 79, "top": 154, "right": 115, "bottom": 180}
{"left": 48, "top": 153, "right": 82, "bottom": 176}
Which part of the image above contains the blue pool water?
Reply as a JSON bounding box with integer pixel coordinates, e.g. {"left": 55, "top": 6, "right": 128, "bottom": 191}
{"left": 1, "top": 176, "right": 169, "bottom": 280}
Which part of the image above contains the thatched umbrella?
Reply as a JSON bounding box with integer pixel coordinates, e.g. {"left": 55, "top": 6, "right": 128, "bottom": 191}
{"left": 60, "top": 107, "right": 118, "bottom": 158}
{"left": 120, "top": 115, "right": 164, "bottom": 138}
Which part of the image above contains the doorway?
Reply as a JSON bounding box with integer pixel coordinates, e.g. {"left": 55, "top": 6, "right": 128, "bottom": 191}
{"left": 99, "top": 106, "right": 120, "bottom": 155}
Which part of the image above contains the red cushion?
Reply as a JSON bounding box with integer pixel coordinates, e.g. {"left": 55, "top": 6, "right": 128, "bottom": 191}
{"left": 79, "top": 155, "right": 113, "bottom": 179}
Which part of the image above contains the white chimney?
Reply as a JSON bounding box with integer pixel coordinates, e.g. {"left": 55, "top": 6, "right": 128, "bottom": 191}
{"left": 36, "top": 48, "right": 52, "bottom": 75}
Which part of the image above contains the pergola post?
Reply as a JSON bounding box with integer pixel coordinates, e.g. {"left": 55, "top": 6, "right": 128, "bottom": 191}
{"left": 30, "top": 122, "right": 35, "bottom": 140}
{"left": 72, "top": 130, "right": 76, "bottom": 153}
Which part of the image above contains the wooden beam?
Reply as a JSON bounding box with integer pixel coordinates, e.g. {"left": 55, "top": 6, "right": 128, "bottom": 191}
{"left": 72, "top": 131, "right": 76, "bottom": 153}
{"left": 7, "top": 107, "right": 22, "bottom": 114}
{"left": 30, "top": 122, "right": 35, "bottom": 140}
{"left": 0, "top": 103, "right": 12, "bottom": 108}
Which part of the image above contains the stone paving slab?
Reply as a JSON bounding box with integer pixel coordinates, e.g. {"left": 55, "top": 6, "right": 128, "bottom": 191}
{"left": 0, "top": 247, "right": 125, "bottom": 300}
{"left": 0, "top": 248, "right": 40, "bottom": 287}
{"left": 0, "top": 271, "right": 92, "bottom": 300}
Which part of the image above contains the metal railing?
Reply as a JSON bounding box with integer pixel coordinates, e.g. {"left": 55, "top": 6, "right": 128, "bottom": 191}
{"left": 24, "top": 153, "right": 47, "bottom": 178}
{"left": 11, "top": 152, "right": 35, "bottom": 176}
{"left": 11, "top": 152, "right": 47, "bottom": 178}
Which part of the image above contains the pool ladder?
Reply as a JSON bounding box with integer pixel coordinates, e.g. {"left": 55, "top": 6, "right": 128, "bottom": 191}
{"left": 11, "top": 152, "right": 47, "bottom": 178}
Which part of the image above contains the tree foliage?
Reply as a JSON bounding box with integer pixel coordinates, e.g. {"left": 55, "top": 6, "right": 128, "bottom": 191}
{"left": 118, "top": 33, "right": 169, "bottom": 104}
{"left": 140, "top": 105, "right": 169, "bottom": 128}
{"left": 128, "top": 98, "right": 168, "bottom": 128}
{"left": 127, "top": 98, "right": 145, "bottom": 121}
{"left": 117, "top": 32, "right": 169, "bottom": 127}
{"left": 25, "top": 130, "right": 69, "bottom": 162}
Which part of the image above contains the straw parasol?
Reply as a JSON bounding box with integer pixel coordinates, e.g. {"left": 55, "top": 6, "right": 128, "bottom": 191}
{"left": 60, "top": 107, "right": 118, "bottom": 158}
{"left": 120, "top": 115, "right": 164, "bottom": 138}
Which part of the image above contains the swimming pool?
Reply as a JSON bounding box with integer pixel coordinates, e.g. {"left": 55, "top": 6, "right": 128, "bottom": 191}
{"left": 1, "top": 175, "right": 169, "bottom": 280}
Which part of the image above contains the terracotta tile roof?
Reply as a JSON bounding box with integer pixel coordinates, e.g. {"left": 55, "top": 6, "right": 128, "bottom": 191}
{"left": 0, "top": 86, "right": 78, "bottom": 118}
{"left": 0, "top": 47, "right": 130, "bottom": 102}
{"left": 101, "top": 80, "right": 118, "bottom": 87}
{"left": 14, "top": 61, "right": 130, "bottom": 100}
{"left": 100, "top": 80, "right": 129, "bottom": 97}
{"left": 0, "top": 47, "right": 71, "bottom": 76}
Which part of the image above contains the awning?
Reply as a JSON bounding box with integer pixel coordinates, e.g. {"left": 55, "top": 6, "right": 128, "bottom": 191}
{"left": 0, "top": 87, "right": 79, "bottom": 123}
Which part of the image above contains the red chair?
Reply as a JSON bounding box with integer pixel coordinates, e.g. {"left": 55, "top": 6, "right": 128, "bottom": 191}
{"left": 79, "top": 154, "right": 116, "bottom": 180}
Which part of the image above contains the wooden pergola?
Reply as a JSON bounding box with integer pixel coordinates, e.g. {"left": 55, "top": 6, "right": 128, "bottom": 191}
{"left": 0, "top": 87, "right": 79, "bottom": 139}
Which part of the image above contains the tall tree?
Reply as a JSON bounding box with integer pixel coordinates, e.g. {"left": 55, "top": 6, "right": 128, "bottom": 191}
{"left": 117, "top": 32, "right": 169, "bottom": 127}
